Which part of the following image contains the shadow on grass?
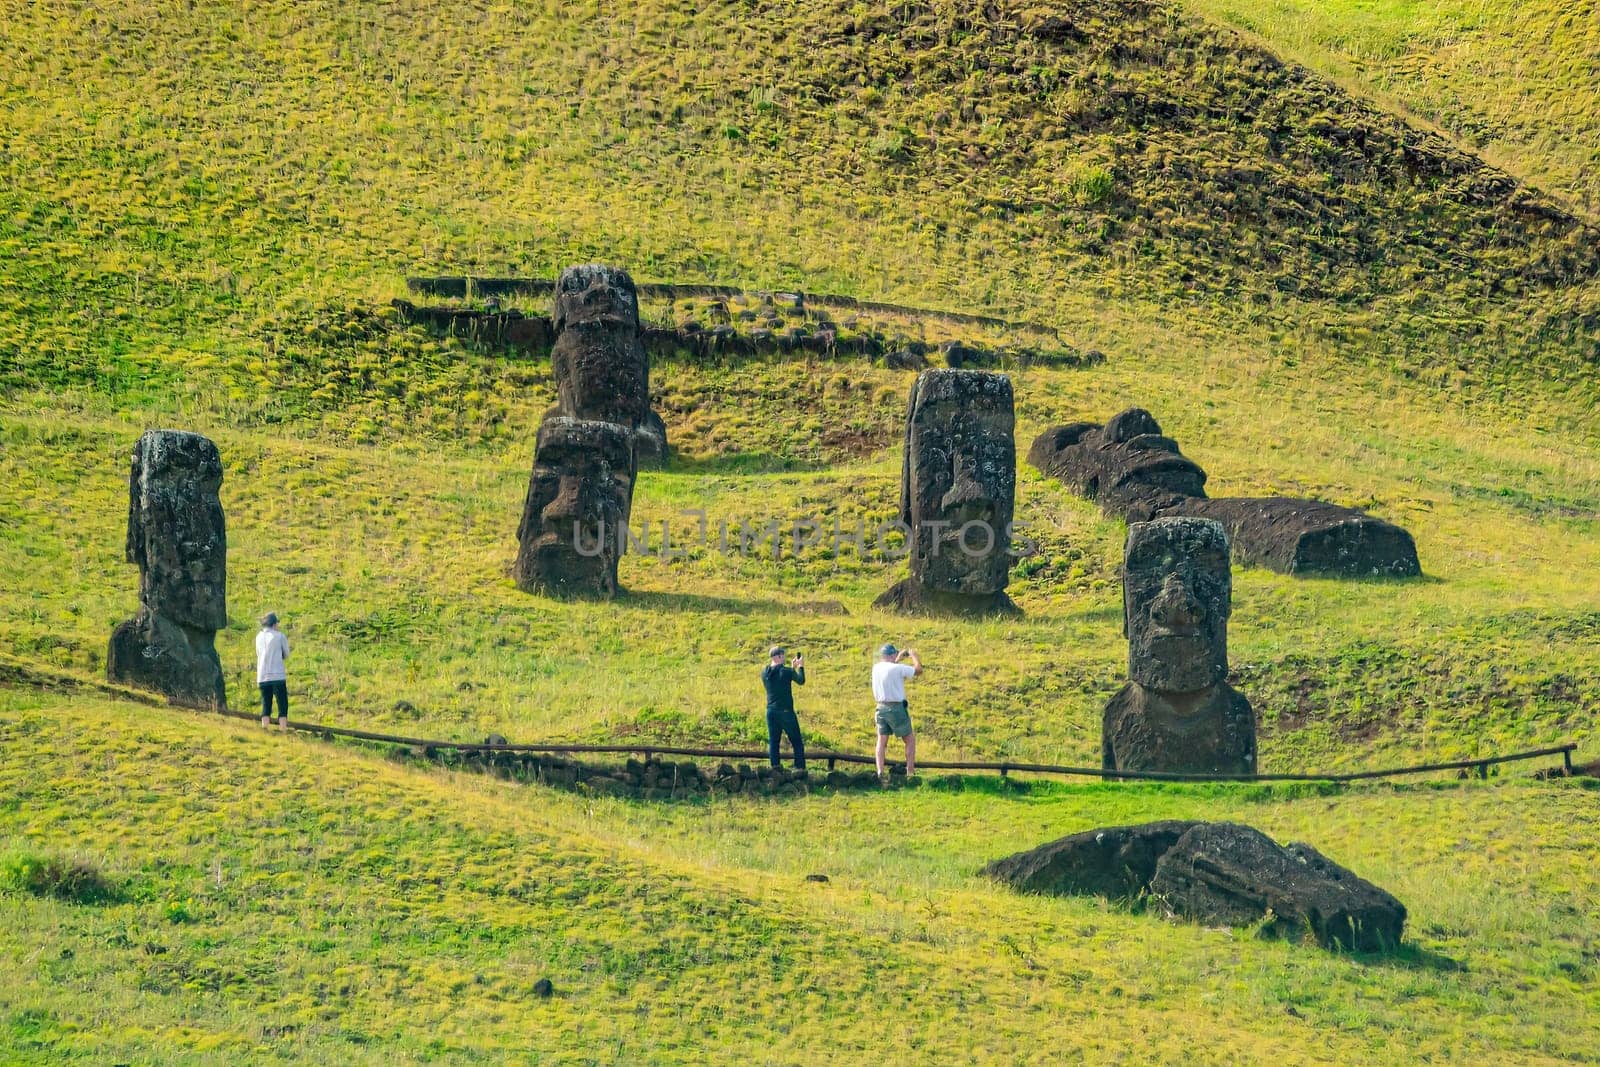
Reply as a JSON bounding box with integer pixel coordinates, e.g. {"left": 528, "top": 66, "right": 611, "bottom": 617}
{"left": 620, "top": 590, "right": 796, "bottom": 615}
{"left": 1348, "top": 942, "right": 1464, "bottom": 972}
{"left": 658, "top": 452, "right": 832, "bottom": 475}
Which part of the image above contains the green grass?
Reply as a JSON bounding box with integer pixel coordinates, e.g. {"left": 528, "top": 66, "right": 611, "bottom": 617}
{"left": 2, "top": 692, "right": 1598, "bottom": 1063}
{"left": 1185, "top": 0, "right": 1600, "bottom": 218}
{"left": 3, "top": 0, "right": 1600, "bottom": 1060}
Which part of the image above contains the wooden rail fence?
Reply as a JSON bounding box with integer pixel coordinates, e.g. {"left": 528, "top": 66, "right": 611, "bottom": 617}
{"left": 212, "top": 707, "right": 1578, "bottom": 784}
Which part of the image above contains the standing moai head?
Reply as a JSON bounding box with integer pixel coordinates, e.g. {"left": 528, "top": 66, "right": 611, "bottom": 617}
{"left": 108, "top": 429, "right": 228, "bottom": 709}
{"left": 1103, "top": 516, "right": 1255, "bottom": 776}
{"left": 513, "top": 417, "right": 636, "bottom": 598}
{"left": 550, "top": 264, "right": 650, "bottom": 431}
{"left": 903, "top": 368, "right": 1016, "bottom": 596}
{"left": 1123, "top": 517, "right": 1231, "bottom": 692}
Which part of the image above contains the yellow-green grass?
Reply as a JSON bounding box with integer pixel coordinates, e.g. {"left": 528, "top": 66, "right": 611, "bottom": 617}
{"left": 2, "top": 691, "right": 1598, "bottom": 1063}
{"left": 4, "top": 326, "right": 1597, "bottom": 771}
{"left": 1185, "top": 0, "right": 1600, "bottom": 219}
{"left": 2, "top": 0, "right": 1598, "bottom": 417}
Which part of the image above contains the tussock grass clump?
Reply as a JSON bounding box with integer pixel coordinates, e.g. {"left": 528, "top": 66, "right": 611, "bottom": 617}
{"left": 0, "top": 846, "right": 121, "bottom": 905}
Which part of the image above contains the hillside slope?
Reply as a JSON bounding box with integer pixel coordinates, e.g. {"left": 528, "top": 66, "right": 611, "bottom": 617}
{"left": 3, "top": 693, "right": 1598, "bottom": 1062}
{"left": 1184, "top": 0, "right": 1600, "bottom": 221}
{"left": 1, "top": 0, "right": 1597, "bottom": 411}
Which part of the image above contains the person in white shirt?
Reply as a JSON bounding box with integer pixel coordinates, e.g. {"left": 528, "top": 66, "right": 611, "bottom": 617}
{"left": 256, "top": 613, "right": 291, "bottom": 731}
{"left": 871, "top": 643, "right": 922, "bottom": 779}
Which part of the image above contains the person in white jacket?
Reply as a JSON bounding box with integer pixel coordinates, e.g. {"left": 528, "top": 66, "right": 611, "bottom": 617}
{"left": 256, "top": 613, "right": 291, "bottom": 730}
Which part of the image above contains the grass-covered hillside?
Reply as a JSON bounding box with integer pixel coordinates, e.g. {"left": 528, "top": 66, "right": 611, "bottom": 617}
{"left": 1187, "top": 0, "right": 1600, "bottom": 220}
{"left": 4, "top": 694, "right": 1599, "bottom": 1062}
{"left": 4, "top": 0, "right": 1600, "bottom": 1061}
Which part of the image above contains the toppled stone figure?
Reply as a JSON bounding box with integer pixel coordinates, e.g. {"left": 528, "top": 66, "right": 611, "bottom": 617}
{"left": 512, "top": 417, "right": 636, "bottom": 599}
{"left": 875, "top": 369, "right": 1020, "bottom": 616}
{"left": 106, "top": 430, "right": 228, "bottom": 710}
{"left": 549, "top": 263, "right": 666, "bottom": 466}
{"left": 1028, "top": 407, "right": 1421, "bottom": 577}
{"left": 1103, "top": 517, "right": 1256, "bottom": 775}
{"left": 984, "top": 820, "right": 1407, "bottom": 951}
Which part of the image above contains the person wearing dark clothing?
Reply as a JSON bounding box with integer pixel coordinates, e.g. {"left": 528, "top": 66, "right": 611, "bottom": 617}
{"left": 761, "top": 646, "right": 807, "bottom": 769}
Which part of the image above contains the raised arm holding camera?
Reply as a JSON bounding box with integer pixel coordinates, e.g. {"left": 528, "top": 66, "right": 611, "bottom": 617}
{"left": 761, "top": 646, "right": 807, "bottom": 771}
{"left": 871, "top": 643, "right": 922, "bottom": 780}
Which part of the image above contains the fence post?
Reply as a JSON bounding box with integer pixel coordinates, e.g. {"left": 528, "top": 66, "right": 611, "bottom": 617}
{"left": 827, "top": 757, "right": 836, "bottom": 771}
{"left": 1565, "top": 748, "right": 1575, "bottom": 775}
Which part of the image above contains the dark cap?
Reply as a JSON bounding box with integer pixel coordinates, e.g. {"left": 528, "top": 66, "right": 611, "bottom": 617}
{"left": 262, "top": 612, "right": 279, "bottom": 627}
{"left": 769, "top": 646, "right": 785, "bottom": 658}
{"left": 879, "top": 643, "right": 898, "bottom": 657}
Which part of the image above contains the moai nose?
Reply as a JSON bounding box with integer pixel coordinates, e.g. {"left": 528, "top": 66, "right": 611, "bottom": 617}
{"left": 1151, "top": 572, "right": 1203, "bottom": 629}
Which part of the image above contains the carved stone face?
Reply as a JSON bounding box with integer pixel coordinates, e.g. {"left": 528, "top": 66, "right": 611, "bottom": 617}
{"left": 127, "top": 429, "right": 227, "bottom": 631}
{"left": 550, "top": 264, "right": 649, "bottom": 429}
{"left": 902, "top": 369, "right": 1015, "bottom": 595}
{"left": 1124, "top": 517, "right": 1231, "bottom": 692}
{"left": 514, "top": 417, "right": 635, "bottom": 598}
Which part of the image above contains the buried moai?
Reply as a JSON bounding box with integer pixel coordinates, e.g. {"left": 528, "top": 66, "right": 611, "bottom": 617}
{"left": 512, "top": 417, "right": 636, "bottom": 599}
{"left": 875, "top": 369, "right": 1020, "bottom": 616}
{"left": 106, "top": 430, "right": 228, "bottom": 710}
{"left": 1103, "top": 517, "right": 1256, "bottom": 775}
{"left": 1028, "top": 407, "right": 1420, "bottom": 577}
{"left": 549, "top": 264, "right": 666, "bottom": 465}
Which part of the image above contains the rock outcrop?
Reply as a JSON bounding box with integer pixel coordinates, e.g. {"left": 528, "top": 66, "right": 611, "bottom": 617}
{"left": 106, "top": 430, "right": 228, "bottom": 710}
{"left": 875, "top": 369, "right": 1020, "bottom": 616}
{"left": 1028, "top": 407, "right": 1420, "bottom": 577}
{"left": 1104, "top": 518, "right": 1256, "bottom": 775}
{"left": 985, "top": 820, "right": 1407, "bottom": 951}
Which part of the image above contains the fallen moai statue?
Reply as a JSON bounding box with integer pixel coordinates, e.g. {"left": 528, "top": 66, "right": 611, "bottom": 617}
{"left": 875, "top": 368, "right": 1021, "bottom": 616}
{"left": 984, "top": 820, "right": 1406, "bottom": 951}
{"left": 107, "top": 430, "right": 228, "bottom": 710}
{"left": 512, "top": 417, "right": 636, "bottom": 599}
{"left": 1105, "top": 517, "right": 1257, "bottom": 775}
{"left": 1027, "top": 407, "right": 1420, "bottom": 577}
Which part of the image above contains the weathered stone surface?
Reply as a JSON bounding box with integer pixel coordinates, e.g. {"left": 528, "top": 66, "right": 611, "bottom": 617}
{"left": 549, "top": 263, "right": 667, "bottom": 463}
{"left": 982, "top": 820, "right": 1202, "bottom": 898}
{"left": 1028, "top": 408, "right": 1206, "bottom": 522}
{"left": 987, "top": 820, "right": 1406, "bottom": 951}
{"left": 1168, "top": 497, "right": 1421, "bottom": 577}
{"left": 551, "top": 264, "right": 650, "bottom": 426}
{"left": 875, "top": 369, "right": 1020, "bottom": 616}
{"left": 1150, "top": 823, "right": 1407, "bottom": 951}
{"left": 1102, "top": 682, "right": 1257, "bottom": 776}
{"left": 634, "top": 409, "right": 669, "bottom": 468}
{"left": 107, "top": 609, "right": 227, "bottom": 711}
{"left": 107, "top": 430, "right": 227, "bottom": 709}
{"left": 1028, "top": 407, "right": 1421, "bottom": 576}
{"left": 512, "top": 417, "right": 635, "bottom": 599}
{"left": 1104, "top": 518, "right": 1256, "bottom": 775}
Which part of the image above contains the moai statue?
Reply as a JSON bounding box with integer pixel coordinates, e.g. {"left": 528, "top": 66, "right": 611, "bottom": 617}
{"left": 875, "top": 369, "right": 1020, "bottom": 616}
{"left": 512, "top": 417, "right": 636, "bottom": 598}
{"left": 1028, "top": 406, "right": 1420, "bottom": 576}
{"left": 1103, "top": 517, "right": 1256, "bottom": 775}
{"left": 106, "top": 430, "right": 228, "bottom": 709}
{"left": 549, "top": 263, "right": 665, "bottom": 465}
{"left": 1026, "top": 406, "right": 1207, "bottom": 522}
